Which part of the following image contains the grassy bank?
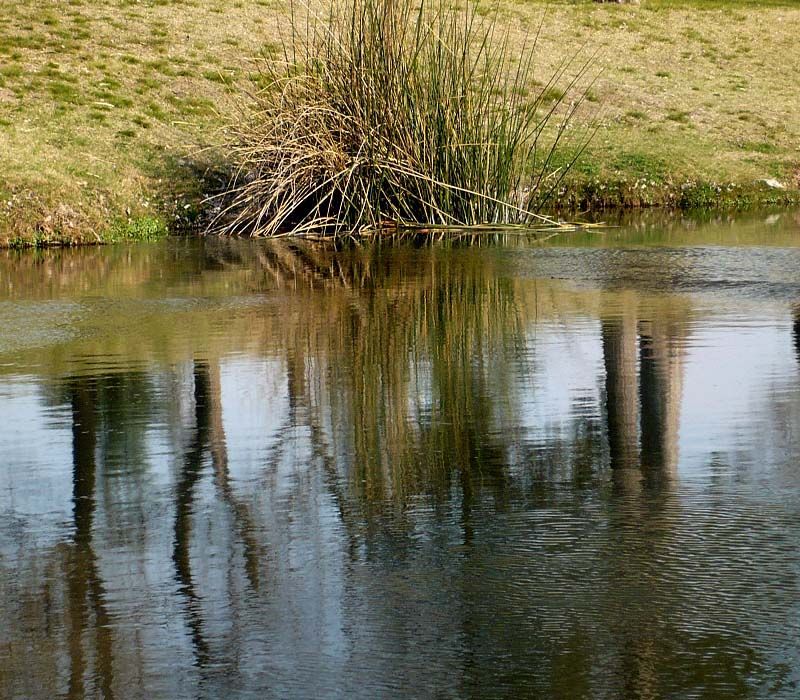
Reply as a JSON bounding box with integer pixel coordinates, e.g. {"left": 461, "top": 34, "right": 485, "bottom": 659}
{"left": 1, "top": 0, "right": 799, "bottom": 245}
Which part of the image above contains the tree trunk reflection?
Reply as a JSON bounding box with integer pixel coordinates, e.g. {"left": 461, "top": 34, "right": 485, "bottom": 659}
{"left": 602, "top": 297, "right": 640, "bottom": 476}
{"left": 67, "top": 377, "right": 115, "bottom": 700}
{"left": 172, "top": 364, "right": 211, "bottom": 667}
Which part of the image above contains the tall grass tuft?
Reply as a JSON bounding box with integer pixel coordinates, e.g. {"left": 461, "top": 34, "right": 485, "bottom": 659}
{"left": 216, "top": 0, "right": 593, "bottom": 237}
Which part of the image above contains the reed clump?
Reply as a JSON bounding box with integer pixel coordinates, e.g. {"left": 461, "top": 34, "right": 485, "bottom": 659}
{"left": 216, "top": 0, "right": 591, "bottom": 237}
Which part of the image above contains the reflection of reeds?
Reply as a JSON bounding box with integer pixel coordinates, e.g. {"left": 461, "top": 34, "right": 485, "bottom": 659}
{"left": 257, "top": 242, "right": 529, "bottom": 502}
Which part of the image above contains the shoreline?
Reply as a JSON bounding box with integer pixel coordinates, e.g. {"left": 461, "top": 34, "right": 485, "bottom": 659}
{"left": 2, "top": 179, "right": 798, "bottom": 249}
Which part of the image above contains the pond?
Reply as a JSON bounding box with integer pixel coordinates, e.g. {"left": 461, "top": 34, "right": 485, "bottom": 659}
{"left": 1, "top": 210, "right": 800, "bottom": 699}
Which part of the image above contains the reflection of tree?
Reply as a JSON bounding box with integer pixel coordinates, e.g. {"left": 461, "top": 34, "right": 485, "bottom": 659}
{"left": 599, "top": 298, "right": 691, "bottom": 699}
{"left": 602, "top": 295, "right": 640, "bottom": 475}
{"left": 601, "top": 299, "right": 689, "bottom": 486}
{"left": 172, "top": 363, "right": 211, "bottom": 667}
{"left": 67, "top": 377, "right": 115, "bottom": 700}
{"left": 639, "top": 318, "right": 685, "bottom": 484}
{"left": 202, "top": 360, "right": 262, "bottom": 591}
{"left": 172, "top": 360, "right": 266, "bottom": 671}
{"left": 12, "top": 370, "right": 161, "bottom": 697}
{"left": 9, "top": 235, "right": 794, "bottom": 697}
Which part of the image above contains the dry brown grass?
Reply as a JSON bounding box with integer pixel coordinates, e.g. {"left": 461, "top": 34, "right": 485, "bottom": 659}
{"left": 216, "top": 0, "right": 595, "bottom": 237}
{"left": 517, "top": 1, "right": 800, "bottom": 190}
{"left": 1, "top": 0, "right": 799, "bottom": 244}
{"left": 0, "top": 0, "right": 279, "bottom": 243}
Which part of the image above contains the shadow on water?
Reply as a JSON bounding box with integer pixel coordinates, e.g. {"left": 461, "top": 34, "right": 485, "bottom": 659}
{"left": 1, "top": 217, "right": 800, "bottom": 698}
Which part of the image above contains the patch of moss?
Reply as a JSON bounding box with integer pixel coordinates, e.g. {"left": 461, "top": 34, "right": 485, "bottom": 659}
{"left": 611, "top": 152, "right": 668, "bottom": 179}
{"left": 105, "top": 216, "right": 170, "bottom": 243}
{"left": 666, "top": 110, "right": 691, "bottom": 123}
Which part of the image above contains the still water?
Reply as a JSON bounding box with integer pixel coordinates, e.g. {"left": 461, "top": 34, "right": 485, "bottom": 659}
{"left": 1, "top": 211, "right": 800, "bottom": 699}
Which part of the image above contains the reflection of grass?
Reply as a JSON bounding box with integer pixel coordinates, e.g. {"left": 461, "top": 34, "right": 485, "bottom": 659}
{"left": 14, "top": 227, "right": 785, "bottom": 499}
{"left": 1, "top": 237, "right": 530, "bottom": 499}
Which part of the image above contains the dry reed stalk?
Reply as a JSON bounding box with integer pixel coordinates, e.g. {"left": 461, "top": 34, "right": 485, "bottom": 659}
{"left": 212, "top": 0, "right": 594, "bottom": 238}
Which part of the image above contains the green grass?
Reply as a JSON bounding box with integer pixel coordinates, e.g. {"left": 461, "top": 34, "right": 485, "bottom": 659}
{"left": 611, "top": 152, "right": 668, "bottom": 179}
{"left": 666, "top": 109, "right": 691, "bottom": 123}
{"left": 105, "top": 216, "right": 169, "bottom": 242}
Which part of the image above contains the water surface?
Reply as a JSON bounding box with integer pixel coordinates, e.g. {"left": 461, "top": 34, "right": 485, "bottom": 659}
{"left": 2, "top": 211, "right": 800, "bottom": 699}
